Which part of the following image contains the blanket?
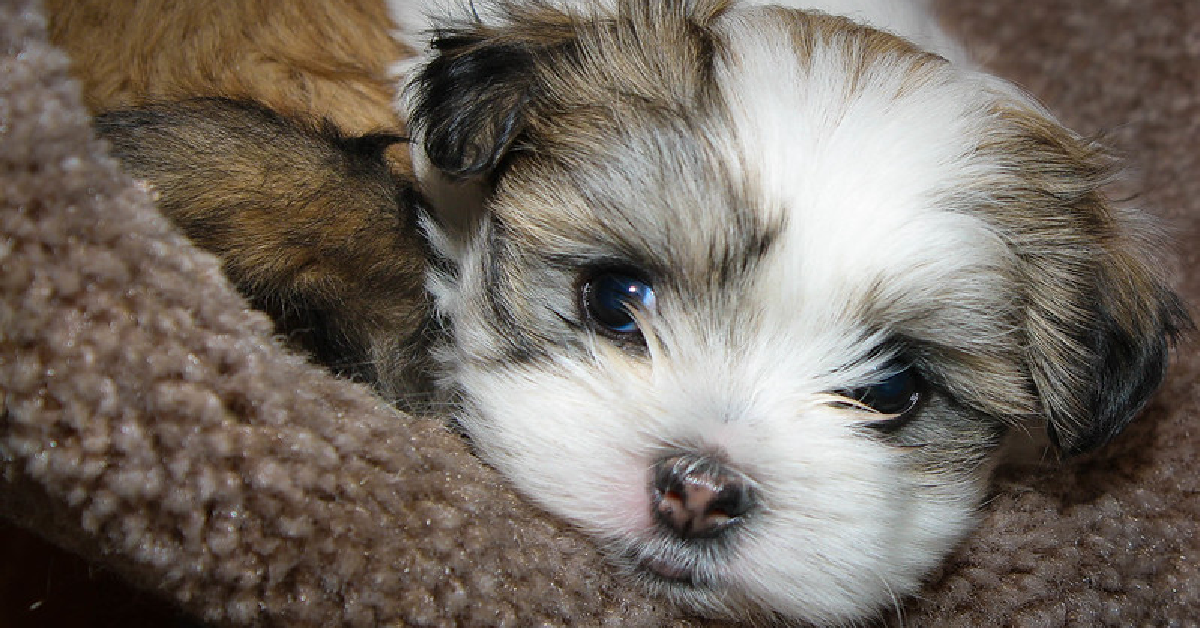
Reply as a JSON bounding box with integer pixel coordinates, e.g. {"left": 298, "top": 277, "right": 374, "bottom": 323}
{"left": 2, "top": 0, "right": 1197, "bottom": 625}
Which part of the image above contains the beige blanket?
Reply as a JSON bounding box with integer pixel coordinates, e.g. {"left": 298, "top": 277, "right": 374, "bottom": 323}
{"left": 2, "top": 0, "right": 1197, "bottom": 625}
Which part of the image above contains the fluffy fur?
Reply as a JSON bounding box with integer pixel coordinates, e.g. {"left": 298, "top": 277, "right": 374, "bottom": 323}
{"left": 47, "top": 0, "right": 433, "bottom": 401}
{"left": 395, "top": 0, "right": 1188, "bottom": 623}
{"left": 92, "top": 98, "right": 433, "bottom": 400}
{"left": 49, "top": 0, "right": 1188, "bottom": 625}
{"left": 46, "top": 0, "right": 408, "bottom": 138}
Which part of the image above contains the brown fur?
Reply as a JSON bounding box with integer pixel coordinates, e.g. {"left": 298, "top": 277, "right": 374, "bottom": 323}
{"left": 93, "top": 98, "right": 433, "bottom": 400}
{"left": 14, "top": 1, "right": 1195, "bottom": 624}
{"left": 47, "top": 0, "right": 437, "bottom": 399}
{"left": 766, "top": 6, "right": 948, "bottom": 97}
{"left": 968, "top": 102, "right": 1189, "bottom": 453}
{"left": 46, "top": 0, "right": 407, "bottom": 139}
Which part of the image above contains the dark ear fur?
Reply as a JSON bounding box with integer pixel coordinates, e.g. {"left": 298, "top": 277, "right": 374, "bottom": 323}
{"left": 984, "top": 104, "right": 1192, "bottom": 457}
{"left": 1019, "top": 204, "right": 1192, "bottom": 457}
{"left": 407, "top": 28, "right": 544, "bottom": 179}
{"left": 1046, "top": 281, "right": 1190, "bottom": 455}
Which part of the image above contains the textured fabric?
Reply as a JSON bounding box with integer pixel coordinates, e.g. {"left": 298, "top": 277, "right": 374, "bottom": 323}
{"left": 1, "top": 0, "right": 1197, "bottom": 626}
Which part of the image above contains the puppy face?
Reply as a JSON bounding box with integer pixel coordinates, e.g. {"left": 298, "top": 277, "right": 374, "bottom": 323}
{"left": 406, "top": 1, "right": 1186, "bottom": 623}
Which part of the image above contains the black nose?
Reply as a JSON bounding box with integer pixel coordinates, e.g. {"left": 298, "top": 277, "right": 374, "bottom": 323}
{"left": 651, "top": 453, "right": 755, "bottom": 540}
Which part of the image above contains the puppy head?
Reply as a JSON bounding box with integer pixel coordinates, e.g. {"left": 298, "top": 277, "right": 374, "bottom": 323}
{"left": 406, "top": 1, "right": 1187, "bottom": 623}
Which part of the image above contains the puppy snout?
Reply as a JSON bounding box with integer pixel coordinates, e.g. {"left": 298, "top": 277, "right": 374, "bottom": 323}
{"left": 652, "top": 454, "right": 755, "bottom": 540}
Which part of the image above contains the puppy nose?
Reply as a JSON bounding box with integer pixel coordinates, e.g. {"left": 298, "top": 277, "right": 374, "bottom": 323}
{"left": 651, "top": 453, "right": 755, "bottom": 540}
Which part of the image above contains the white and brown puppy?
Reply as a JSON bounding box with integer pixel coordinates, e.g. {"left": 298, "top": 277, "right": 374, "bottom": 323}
{"left": 390, "top": 0, "right": 1189, "bottom": 624}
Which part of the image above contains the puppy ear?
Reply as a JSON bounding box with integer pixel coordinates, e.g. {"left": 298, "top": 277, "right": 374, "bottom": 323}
{"left": 993, "top": 107, "right": 1192, "bottom": 456}
{"left": 406, "top": 26, "right": 547, "bottom": 179}
{"left": 1037, "top": 258, "right": 1188, "bottom": 456}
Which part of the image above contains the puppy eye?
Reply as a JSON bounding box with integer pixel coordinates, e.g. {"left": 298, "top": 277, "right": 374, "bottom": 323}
{"left": 581, "top": 271, "right": 656, "bottom": 335}
{"left": 842, "top": 361, "right": 924, "bottom": 418}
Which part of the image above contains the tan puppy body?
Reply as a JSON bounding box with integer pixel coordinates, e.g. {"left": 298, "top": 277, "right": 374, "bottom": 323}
{"left": 47, "top": 0, "right": 407, "bottom": 137}
{"left": 93, "top": 99, "right": 433, "bottom": 400}
{"left": 49, "top": 1, "right": 430, "bottom": 398}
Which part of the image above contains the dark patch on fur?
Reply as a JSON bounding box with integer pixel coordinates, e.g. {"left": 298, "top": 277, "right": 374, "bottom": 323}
{"left": 1052, "top": 288, "right": 1191, "bottom": 455}
{"left": 407, "top": 12, "right": 581, "bottom": 181}
{"left": 407, "top": 1, "right": 732, "bottom": 183}
{"left": 410, "top": 33, "right": 539, "bottom": 178}
{"left": 972, "top": 102, "right": 1192, "bottom": 456}
{"left": 479, "top": 214, "right": 560, "bottom": 364}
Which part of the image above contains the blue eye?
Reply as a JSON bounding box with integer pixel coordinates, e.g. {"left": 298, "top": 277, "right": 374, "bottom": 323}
{"left": 582, "top": 271, "right": 656, "bottom": 335}
{"left": 845, "top": 361, "right": 923, "bottom": 418}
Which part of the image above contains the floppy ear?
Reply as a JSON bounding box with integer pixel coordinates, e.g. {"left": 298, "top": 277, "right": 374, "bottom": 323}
{"left": 1036, "top": 252, "right": 1188, "bottom": 456}
{"left": 406, "top": 24, "right": 554, "bottom": 179}
{"left": 992, "top": 107, "right": 1192, "bottom": 456}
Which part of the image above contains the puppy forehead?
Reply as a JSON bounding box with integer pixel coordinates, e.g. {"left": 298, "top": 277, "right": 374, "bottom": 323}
{"left": 494, "top": 6, "right": 1013, "bottom": 349}
{"left": 707, "top": 9, "right": 1010, "bottom": 305}
{"left": 713, "top": 12, "right": 985, "bottom": 230}
{"left": 496, "top": 127, "right": 779, "bottom": 290}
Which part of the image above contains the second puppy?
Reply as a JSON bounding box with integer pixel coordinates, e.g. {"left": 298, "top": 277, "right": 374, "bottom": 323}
{"left": 95, "top": 98, "right": 433, "bottom": 399}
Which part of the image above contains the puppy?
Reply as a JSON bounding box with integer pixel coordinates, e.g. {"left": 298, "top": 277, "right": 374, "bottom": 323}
{"left": 94, "top": 98, "right": 433, "bottom": 400}
{"left": 390, "top": 0, "right": 1190, "bottom": 624}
